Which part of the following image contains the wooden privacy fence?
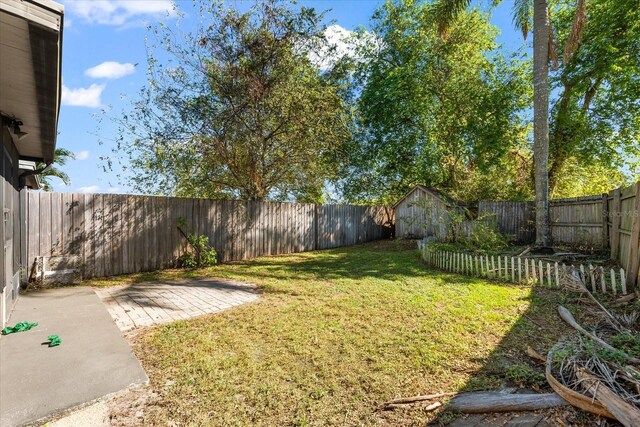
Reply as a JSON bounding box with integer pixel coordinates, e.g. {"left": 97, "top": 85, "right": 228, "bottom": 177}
{"left": 479, "top": 196, "right": 607, "bottom": 246}
{"left": 477, "top": 181, "right": 640, "bottom": 291}
{"left": 550, "top": 195, "right": 607, "bottom": 248}
{"left": 478, "top": 201, "right": 534, "bottom": 242}
{"left": 25, "top": 191, "right": 392, "bottom": 280}
{"left": 422, "top": 249, "right": 630, "bottom": 296}
{"left": 607, "top": 182, "right": 640, "bottom": 289}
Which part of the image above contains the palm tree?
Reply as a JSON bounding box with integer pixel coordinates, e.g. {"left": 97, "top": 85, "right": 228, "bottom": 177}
{"left": 435, "top": 0, "right": 586, "bottom": 247}
{"left": 36, "top": 148, "right": 75, "bottom": 191}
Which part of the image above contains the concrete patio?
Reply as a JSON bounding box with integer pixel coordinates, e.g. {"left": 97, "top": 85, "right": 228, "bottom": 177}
{"left": 0, "top": 287, "right": 148, "bottom": 427}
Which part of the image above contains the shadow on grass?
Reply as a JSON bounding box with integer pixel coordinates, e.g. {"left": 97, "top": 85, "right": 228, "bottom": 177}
{"left": 426, "top": 285, "right": 591, "bottom": 426}
{"left": 99, "top": 278, "right": 258, "bottom": 312}
{"left": 96, "top": 239, "right": 600, "bottom": 425}
{"left": 84, "top": 240, "right": 431, "bottom": 286}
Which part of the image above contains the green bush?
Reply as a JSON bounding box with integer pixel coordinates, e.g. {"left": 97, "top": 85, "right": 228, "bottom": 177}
{"left": 425, "top": 221, "right": 508, "bottom": 255}
{"left": 178, "top": 233, "right": 218, "bottom": 268}
{"left": 466, "top": 220, "right": 508, "bottom": 252}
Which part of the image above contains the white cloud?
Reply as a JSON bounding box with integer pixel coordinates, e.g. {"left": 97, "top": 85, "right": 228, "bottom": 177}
{"left": 107, "top": 187, "right": 121, "bottom": 193}
{"left": 61, "top": 83, "right": 105, "bottom": 108}
{"left": 78, "top": 185, "right": 101, "bottom": 193}
{"left": 85, "top": 61, "right": 135, "bottom": 79}
{"left": 64, "top": 0, "right": 176, "bottom": 26}
{"left": 308, "top": 25, "right": 377, "bottom": 71}
{"left": 75, "top": 150, "right": 90, "bottom": 160}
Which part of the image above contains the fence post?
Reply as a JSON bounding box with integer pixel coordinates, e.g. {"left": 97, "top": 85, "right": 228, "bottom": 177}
{"left": 313, "top": 204, "right": 319, "bottom": 251}
{"left": 610, "top": 188, "right": 622, "bottom": 261}
{"left": 626, "top": 182, "right": 640, "bottom": 291}
{"left": 601, "top": 193, "right": 609, "bottom": 250}
{"left": 19, "top": 189, "right": 28, "bottom": 285}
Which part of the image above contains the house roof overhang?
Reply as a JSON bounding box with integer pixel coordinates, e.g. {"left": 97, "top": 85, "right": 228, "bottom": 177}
{"left": 0, "top": 0, "right": 63, "bottom": 164}
{"left": 18, "top": 159, "right": 42, "bottom": 189}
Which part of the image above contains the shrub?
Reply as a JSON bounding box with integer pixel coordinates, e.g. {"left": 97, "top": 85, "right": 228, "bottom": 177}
{"left": 466, "top": 219, "right": 508, "bottom": 252}
{"left": 177, "top": 232, "right": 218, "bottom": 268}
{"left": 176, "top": 217, "right": 217, "bottom": 268}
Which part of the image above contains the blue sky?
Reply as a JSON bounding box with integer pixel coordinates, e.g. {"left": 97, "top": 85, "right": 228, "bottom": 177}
{"left": 56, "top": 0, "right": 525, "bottom": 194}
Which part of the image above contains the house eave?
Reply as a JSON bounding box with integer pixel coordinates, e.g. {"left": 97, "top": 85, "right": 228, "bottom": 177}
{"left": 0, "top": 0, "right": 64, "bottom": 163}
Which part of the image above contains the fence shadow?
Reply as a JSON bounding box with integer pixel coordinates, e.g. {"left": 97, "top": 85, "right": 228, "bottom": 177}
{"left": 425, "top": 285, "right": 599, "bottom": 425}
{"left": 25, "top": 191, "right": 392, "bottom": 283}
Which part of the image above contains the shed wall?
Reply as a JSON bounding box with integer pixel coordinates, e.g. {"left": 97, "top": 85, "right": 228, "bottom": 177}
{"left": 395, "top": 187, "right": 449, "bottom": 239}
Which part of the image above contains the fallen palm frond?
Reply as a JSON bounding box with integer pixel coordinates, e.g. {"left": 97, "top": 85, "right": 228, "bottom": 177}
{"left": 575, "top": 366, "right": 640, "bottom": 427}
{"left": 557, "top": 306, "right": 640, "bottom": 365}
{"left": 546, "top": 342, "right": 614, "bottom": 419}
{"left": 558, "top": 266, "right": 626, "bottom": 332}
{"left": 544, "top": 276, "right": 640, "bottom": 425}
{"left": 547, "top": 331, "right": 640, "bottom": 423}
{"left": 527, "top": 346, "right": 546, "bottom": 363}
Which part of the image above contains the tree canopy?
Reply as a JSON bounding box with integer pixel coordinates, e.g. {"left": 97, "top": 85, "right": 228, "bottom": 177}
{"left": 337, "top": 1, "right": 532, "bottom": 204}
{"left": 337, "top": 0, "right": 639, "bottom": 204}
{"left": 548, "top": 0, "right": 640, "bottom": 197}
{"left": 108, "top": 0, "right": 638, "bottom": 205}
{"left": 114, "top": 0, "right": 349, "bottom": 202}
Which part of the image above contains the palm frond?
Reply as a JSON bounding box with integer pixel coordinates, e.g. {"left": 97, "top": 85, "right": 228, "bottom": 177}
{"left": 433, "top": 0, "right": 472, "bottom": 36}
{"left": 44, "top": 168, "right": 71, "bottom": 185}
{"left": 563, "top": 0, "right": 587, "bottom": 62}
{"left": 52, "top": 148, "right": 75, "bottom": 166}
{"left": 511, "top": 0, "right": 532, "bottom": 40}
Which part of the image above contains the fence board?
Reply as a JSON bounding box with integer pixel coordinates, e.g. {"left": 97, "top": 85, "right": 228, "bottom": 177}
{"left": 478, "top": 201, "right": 534, "bottom": 242}
{"left": 26, "top": 192, "right": 389, "bottom": 280}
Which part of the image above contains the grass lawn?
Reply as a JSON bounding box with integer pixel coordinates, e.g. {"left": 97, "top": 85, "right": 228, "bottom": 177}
{"left": 87, "top": 240, "right": 573, "bottom": 426}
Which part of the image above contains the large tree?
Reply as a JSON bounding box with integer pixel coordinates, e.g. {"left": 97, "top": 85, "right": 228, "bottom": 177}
{"left": 435, "top": 0, "right": 589, "bottom": 246}
{"left": 548, "top": 0, "right": 640, "bottom": 196}
{"left": 113, "top": 0, "right": 349, "bottom": 202}
{"left": 337, "top": 1, "right": 531, "bottom": 205}
{"left": 434, "top": 0, "right": 639, "bottom": 201}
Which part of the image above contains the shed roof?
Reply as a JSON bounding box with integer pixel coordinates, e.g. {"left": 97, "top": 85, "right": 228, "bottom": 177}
{"left": 392, "top": 185, "right": 460, "bottom": 209}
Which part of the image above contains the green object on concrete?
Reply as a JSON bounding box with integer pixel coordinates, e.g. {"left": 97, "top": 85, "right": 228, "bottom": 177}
{"left": 1, "top": 321, "right": 38, "bottom": 335}
{"left": 47, "top": 335, "right": 61, "bottom": 347}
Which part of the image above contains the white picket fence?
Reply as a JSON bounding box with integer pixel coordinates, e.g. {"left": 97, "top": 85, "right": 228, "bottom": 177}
{"left": 422, "top": 248, "right": 629, "bottom": 296}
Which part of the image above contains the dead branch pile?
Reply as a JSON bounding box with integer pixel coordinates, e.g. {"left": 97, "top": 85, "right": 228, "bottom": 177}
{"left": 550, "top": 269, "right": 640, "bottom": 426}
{"left": 380, "top": 266, "right": 640, "bottom": 424}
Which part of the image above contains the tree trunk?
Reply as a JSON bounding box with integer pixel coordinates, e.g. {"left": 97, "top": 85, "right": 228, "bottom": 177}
{"left": 533, "top": 0, "right": 551, "bottom": 246}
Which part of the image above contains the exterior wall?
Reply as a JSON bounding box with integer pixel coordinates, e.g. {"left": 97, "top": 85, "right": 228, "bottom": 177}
{"left": 395, "top": 187, "right": 450, "bottom": 239}
{"left": 1, "top": 125, "right": 21, "bottom": 327}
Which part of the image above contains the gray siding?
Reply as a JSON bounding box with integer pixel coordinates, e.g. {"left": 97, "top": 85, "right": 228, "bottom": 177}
{"left": 394, "top": 187, "right": 451, "bottom": 239}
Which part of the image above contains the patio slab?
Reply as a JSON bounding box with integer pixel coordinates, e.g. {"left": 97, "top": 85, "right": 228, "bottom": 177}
{"left": 94, "top": 278, "right": 259, "bottom": 332}
{"left": 0, "top": 287, "right": 148, "bottom": 427}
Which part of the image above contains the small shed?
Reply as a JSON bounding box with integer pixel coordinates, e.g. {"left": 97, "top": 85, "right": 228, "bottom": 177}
{"left": 393, "top": 185, "right": 468, "bottom": 240}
